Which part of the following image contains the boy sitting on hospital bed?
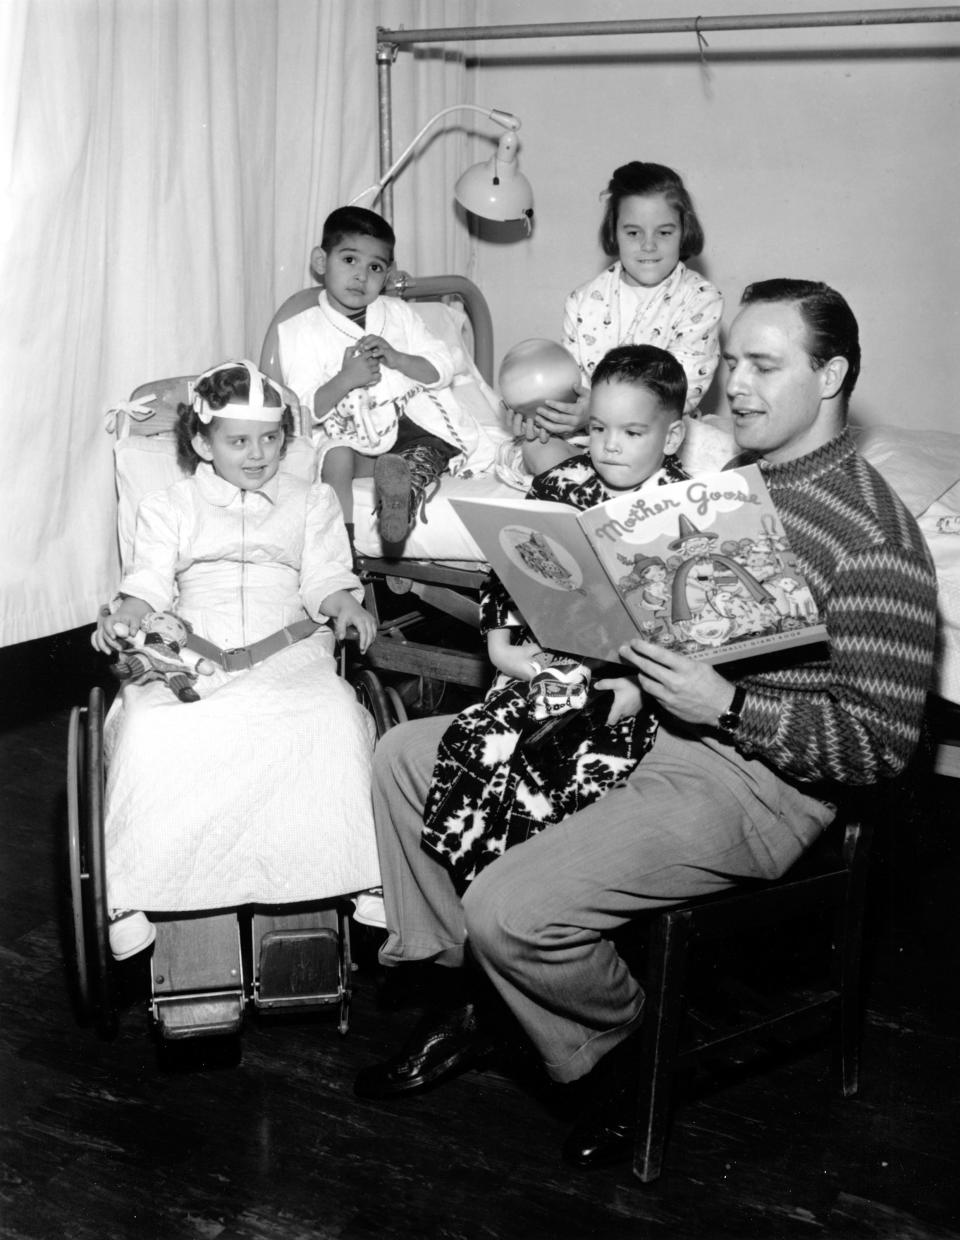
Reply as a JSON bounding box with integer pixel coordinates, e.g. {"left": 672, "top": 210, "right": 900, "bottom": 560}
{"left": 277, "top": 206, "right": 497, "bottom": 549}
{"left": 92, "top": 360, "right": 381, "bottom": 961}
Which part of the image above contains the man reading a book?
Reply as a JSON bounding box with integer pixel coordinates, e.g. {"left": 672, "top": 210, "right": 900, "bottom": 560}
{"left": 351, "top": 279, "right": 937, "bottom": 1170}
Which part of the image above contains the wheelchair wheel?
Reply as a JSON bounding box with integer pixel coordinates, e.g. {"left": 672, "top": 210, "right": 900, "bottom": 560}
{"left": 354, "top": 668, "right": 404, "bottom": 737}
{"left": 384, "top": 684, "right": 408, "bottom": 726}
{"left": 65, "top": 687, "right": 117, "bottom": 1038}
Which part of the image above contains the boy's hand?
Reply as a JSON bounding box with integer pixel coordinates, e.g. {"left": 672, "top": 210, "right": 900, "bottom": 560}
{"left": 358, "top": 334, "right": 400, "bottom": 370}
{"left": 508, "top": 385, "right": 590, "bottom": 444}
{"left": 509, "top": 408, "right": 551, "bottom": 444}
{"left": 593, "top": 675, "right": 643, "bottom": 724}
{"left": 489, "top": 636, "right": 547, "bottom": 682}
{"left": 340, "top": 343, "right": 381, "bottom": 390}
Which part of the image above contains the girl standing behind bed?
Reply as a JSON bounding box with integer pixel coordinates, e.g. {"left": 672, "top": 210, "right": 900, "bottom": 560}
{"left": 420, "top": 344, "right": 688, "bottom": 893}
{"left": 92, "top": 361, "right": 380, "bottom": 961}
{"left": 499, "top": 161, "right": 723, "bottom": 486}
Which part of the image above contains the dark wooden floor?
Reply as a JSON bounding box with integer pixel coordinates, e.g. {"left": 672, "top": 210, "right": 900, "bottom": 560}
{"left": 1, "top": 630, "right": 959, "bottom": 1240}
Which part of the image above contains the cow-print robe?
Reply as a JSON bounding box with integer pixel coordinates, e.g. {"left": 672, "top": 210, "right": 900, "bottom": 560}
{"left": 421, "top": 452, "right": 689, "bottom": 892}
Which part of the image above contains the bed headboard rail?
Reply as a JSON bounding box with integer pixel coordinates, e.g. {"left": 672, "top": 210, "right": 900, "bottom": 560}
{"left": 259, "top": 274, "right": 494, "bottom": 388}
{"left": 390, "top": 273, "right": 493, "bottom": 386}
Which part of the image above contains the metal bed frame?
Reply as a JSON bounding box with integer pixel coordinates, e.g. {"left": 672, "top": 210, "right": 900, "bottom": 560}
{"left": 371, "top": 6, "right": 960, "bottom": 223}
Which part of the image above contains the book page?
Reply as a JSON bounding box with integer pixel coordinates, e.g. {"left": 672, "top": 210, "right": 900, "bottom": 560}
{"left": 575, "top": 465, "right": 828, "bottom": 665}
{"left": 450, "top": 497, "right": 640, "bottom": 662}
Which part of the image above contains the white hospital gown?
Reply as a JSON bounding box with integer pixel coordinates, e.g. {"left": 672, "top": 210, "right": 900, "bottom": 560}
{"left": 104, "top": 464, "right": 380, "bottom": 911}
{"left": 496, "top": 261, "right": 724, "bottom": 490}
{"left": 561, "top": 260, "right": 723, "bottom": 413}
{"left": 278, "top": 290, "right": 496, "bottom": 474}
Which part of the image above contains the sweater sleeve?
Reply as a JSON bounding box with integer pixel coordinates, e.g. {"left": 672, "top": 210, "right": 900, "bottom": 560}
{"left": 735, "top": 543, "right": 938, "bottom": 785}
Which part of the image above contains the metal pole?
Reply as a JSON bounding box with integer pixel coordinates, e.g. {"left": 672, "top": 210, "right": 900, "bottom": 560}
{"left": 376, "top": 41, "right": 397, "bottom": 225}
{"left": 377, "top": 6, "right": 960, "bottom": 45}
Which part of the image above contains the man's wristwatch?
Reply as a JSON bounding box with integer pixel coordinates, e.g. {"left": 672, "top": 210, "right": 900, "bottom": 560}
{"left": 717, "top": 684, "right": 747, "bottom": 736}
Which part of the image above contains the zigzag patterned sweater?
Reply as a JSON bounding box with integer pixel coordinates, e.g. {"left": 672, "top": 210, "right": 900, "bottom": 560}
{"left": 735, "top": 430, "right": 938, "bottom": 789}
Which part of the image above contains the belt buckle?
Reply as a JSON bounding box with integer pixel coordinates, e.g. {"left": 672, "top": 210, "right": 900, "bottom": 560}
{"left": 222, "top": 647, "right": 254, "bottom": 672}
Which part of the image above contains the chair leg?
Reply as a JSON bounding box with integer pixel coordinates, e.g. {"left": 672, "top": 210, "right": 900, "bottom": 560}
{"left": 835, "top": 816, "right": 874, "bottom": 1097}
{"left": 837, "top": 878, "right": 866, "bottom": 1097}
{"left": 633, "top": 909, "right": 693, "bottom": 1183}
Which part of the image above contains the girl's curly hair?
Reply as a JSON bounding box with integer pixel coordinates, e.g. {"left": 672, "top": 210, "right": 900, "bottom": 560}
{"left": 175, "top": 364, "right": 295, "bottom": 472}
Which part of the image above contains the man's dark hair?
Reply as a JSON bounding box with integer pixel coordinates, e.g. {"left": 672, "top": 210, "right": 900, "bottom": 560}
{"left": 741, "top": 278, "right": 861, "bottom": 406}
{"left": 320, "top": 206, "right": 396, "bottom": 258}
{"left": 591, "top": 343, "right": 687, "bottom": 418}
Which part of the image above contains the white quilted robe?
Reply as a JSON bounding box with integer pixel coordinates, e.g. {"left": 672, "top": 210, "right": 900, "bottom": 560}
{"left": 103, "top": 464, "right": 380, "bottom": 912}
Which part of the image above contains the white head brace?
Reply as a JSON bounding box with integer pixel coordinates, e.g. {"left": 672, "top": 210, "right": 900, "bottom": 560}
{"left": 191, "top": 359, "right": 287, "bottom": 424}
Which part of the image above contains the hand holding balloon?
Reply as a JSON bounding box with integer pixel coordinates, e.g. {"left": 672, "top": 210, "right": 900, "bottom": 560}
{"left": 498, "top": 339, "right": 583, "bottom": 442}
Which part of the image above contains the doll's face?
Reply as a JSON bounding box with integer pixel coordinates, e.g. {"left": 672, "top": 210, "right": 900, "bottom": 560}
{"left": 144, "top": 611, "right": 188, "bottom": 644}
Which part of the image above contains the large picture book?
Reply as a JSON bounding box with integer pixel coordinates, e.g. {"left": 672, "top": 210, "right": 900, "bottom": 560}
{"left": 451, "top": 464, "right": 827, "bottom": 666}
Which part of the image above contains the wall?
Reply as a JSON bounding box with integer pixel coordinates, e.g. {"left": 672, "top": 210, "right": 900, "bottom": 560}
{"left": 457, "top": 0, "right": 960, "bottom": 429}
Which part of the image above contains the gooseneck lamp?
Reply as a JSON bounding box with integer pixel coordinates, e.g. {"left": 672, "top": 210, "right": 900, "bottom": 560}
{"left": 350, "top": 104, "right": 534, "bottom": 233}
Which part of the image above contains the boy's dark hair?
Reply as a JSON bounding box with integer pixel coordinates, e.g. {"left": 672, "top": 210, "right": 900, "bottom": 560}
{"left": 740, "top": 278, "right": 861, "bottom": 408}
{"left": 599, "top": 161, "right": 705, "bottom": 261}
{"left": 175, "top": 364, "right": 294, "bottom": 472}
{"left": 320, "top": 206, "right": 396, "bottom": 258}
{"left": 591, "top": 344, "right": 687, "bottom": 418}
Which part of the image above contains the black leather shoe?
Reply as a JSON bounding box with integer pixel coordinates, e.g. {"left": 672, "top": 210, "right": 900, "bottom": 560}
{"left": 561, "top": 1079, "right": 636, "bottom": 1169}
{"left": 354, "top": 1002, "right": 495, "bottom": 1100}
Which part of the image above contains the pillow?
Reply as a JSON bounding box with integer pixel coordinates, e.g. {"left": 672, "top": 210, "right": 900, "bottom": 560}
{"left": 407, "top": 299, "right": 505, "bottom": 433}
{"left": 853, "top": 423, "right": 960, "bottom": 518}
{"left": 680, "top": 415, "right": 736, "bottom": 475}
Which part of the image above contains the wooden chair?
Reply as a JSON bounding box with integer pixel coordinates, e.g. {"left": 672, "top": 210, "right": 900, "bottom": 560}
{"left": 632, "top": 799, "right": 876, "bottom": 1182}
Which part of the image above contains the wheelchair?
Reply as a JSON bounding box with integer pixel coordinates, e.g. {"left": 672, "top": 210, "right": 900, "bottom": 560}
{"left": 65, "top": 378, "right": 404, "bottom": 1049}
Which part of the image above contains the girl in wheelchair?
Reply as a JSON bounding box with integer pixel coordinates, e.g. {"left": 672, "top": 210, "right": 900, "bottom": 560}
{"left": 93, "top": 360, "right": 380, "bottom": 960}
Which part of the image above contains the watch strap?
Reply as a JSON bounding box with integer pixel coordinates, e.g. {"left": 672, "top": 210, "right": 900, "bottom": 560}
{"left": 718, "top": 683, "right": 747, "bottom": 735}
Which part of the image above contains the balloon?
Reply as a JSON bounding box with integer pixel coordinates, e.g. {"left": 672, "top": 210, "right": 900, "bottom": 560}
{"left": 497, "top": 339, "right": 581, "bottom": 419}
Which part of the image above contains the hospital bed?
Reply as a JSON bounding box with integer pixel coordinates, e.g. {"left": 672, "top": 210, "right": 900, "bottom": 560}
{"left": 260, "top": 273, "right": 960, "bottom": 744}
{"left": 66, "top": 381, "right": 388, "bottom": 1046}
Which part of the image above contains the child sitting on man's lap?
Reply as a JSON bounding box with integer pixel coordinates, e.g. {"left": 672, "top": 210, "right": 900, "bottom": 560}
{"left": 421, "top": 344, "right": 689, "bottom": 891}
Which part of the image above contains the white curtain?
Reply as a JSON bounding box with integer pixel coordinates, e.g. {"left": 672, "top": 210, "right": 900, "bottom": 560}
{"left": 0, "top": 0, "right": 474, "bottom": 646}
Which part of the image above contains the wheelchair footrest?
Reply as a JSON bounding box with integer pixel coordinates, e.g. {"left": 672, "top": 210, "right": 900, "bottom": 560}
{"left": 256, "top": 927, "right": 342, "bottom": 1009}
{"left": 155, "top": 994, "right": 244, "bottom": 1039}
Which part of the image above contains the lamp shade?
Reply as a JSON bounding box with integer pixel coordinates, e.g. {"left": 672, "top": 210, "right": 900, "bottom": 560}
{"left": 454, "top": 131, "right": 534, "bottom": 225}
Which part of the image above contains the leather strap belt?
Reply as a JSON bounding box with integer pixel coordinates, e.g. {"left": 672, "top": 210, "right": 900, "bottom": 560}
{"left": 186, "top": 618, "right": 321, "bottom": 672}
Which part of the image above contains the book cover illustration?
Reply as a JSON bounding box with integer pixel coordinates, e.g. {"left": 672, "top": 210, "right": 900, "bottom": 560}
{"left": 451, "top": 465, "right": 828, "bottom": 666}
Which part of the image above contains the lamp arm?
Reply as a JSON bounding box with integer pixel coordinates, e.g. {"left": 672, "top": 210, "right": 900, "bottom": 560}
{"left": 350, "top": 105, "right": 521, "bottom": 208}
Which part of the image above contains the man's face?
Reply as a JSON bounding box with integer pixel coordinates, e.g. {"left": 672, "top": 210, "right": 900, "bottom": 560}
{"left": 724, "top": 301, "right": 837, "bottom": 464}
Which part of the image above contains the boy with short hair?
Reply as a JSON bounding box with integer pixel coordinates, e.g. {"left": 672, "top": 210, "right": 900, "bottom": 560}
{"left": 278, "top": 206, "right": 495, "bottom": 546}
{"left": 416, "top": 343, "right": 688, "bottom": 894}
